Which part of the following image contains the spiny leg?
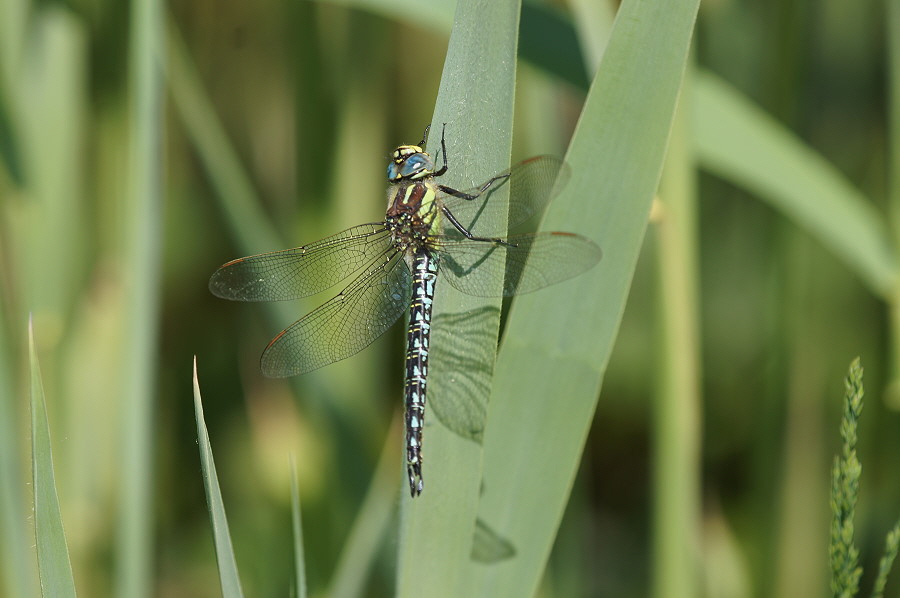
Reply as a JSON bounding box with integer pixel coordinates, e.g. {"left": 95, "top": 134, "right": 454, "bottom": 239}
{"left": 431, "top": 123, "right": 449, "bottom": 177}
{"left": 439, "top": 204, "right": 517, "bottom": 247}
{"left": 436, "top": 170, "right": 510, "bottom": 201}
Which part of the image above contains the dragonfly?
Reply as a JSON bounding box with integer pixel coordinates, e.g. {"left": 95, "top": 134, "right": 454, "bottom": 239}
{"left": 209, "top": 126, "right": 602, "bottom": 497}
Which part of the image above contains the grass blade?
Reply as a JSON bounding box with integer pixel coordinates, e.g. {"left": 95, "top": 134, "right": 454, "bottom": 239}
{"left": 289, "top": 460, "right": 307, "bottom": 598}
{"left": 30, "top": 318, "right": 77, "bottom": 598}
{"left": 652, "top": 67, "right": 703, "bottom": 598}
{"left": 192, "top": 358, "right": 245, "bottom": 598}
{"left": 0, "top": 303, "right": 34, "bottom": 598}
{"left": 116, "top": 0, "right": 164, "bottom": 594}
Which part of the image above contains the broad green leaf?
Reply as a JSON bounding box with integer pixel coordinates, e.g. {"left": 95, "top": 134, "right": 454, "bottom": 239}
{"left": 471, "top": 519, "right": 516, "bottom": 564}
{"left": 468, "top": 1, "right": 702, "bottom": 596}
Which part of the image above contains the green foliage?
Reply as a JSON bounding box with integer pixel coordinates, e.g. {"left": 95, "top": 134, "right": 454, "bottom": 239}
{"left": 193, "top": 361, "right": 245, "bottom": 597}
{"left": 289, "top": 462, "right": 308, "bottom": 598}
{"left": 30, "top": 321, "right": 77, "bottom": 598}
{"left": 693, "top": 73, "right": 897, "bottom": 298}
{"left": 3, "top": 0, "right": 900, "bottom": 596}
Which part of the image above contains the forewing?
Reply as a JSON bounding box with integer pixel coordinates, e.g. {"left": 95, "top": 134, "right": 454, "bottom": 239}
{"left": 260, "top": 249, "right": 411, "bottom": 377}
{"left": 209, "top": 223, "right": 391, "bottom": 301}
{"left": 437, "top": 156, "right": 570, "bottom": 236}
{"left": 438, "top": 232, "right": 601, "bottom": 297}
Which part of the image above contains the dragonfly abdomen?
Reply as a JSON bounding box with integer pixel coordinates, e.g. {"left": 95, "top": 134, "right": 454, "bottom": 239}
{"left": 404, "top": 248, "right": 438, "bottom": 497}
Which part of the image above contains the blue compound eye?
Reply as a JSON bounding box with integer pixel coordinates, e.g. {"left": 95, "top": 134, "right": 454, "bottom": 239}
{"left": 399, "top": 154, "right": 431, "bottom": 178}
{"left": 387, "top": 162, "right": 400, "bottom": 180}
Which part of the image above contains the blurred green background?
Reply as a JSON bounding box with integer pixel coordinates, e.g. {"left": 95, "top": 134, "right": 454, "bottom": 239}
{"left": 1, "top": 0, "right": 898, "bottom": 596}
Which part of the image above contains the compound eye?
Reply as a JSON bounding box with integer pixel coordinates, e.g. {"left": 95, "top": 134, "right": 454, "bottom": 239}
{"left": 400, "top": 154, "right": 431, "bottom": 178}
{"left": 387, "top": 162, "right": 400, "bottom": 180}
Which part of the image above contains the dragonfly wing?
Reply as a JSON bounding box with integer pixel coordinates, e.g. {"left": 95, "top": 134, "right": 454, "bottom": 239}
{"left": 260, "top": 249, "right": 411, "bottom": 377}
{"left": 437, "top": 232, "right": 601, "bottom": 297}
{"left": 209, "top": 223, "right": 391, "bottom": 301}
{"left": 437, "top": 156, "right": 570, "bottom": 236}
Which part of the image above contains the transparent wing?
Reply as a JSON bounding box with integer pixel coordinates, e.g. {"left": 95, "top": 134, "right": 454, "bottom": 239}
{"left": 436, "top": 156, "right": 570, "bottom": 236}
{"left": 209, "top": 223, "right": 391, "bottom": 301}
{"left": 436, "top": 232, "right": 601, "bottom": 297}
{"left": 260, "top": 249, "right": 411, "bottom": 377}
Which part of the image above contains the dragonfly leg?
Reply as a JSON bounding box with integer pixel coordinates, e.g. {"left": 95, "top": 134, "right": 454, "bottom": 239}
{"left": 436, "top": 170, "right": 511, "bottom": 201}
{"left": 429, "top": 124, "right": 511, "bottom": 198}
{"left": 430, "top": 123, "right": 450, "bottom": 177}
{"left": 439, "top": 205, "right": 517, "bottom": 247}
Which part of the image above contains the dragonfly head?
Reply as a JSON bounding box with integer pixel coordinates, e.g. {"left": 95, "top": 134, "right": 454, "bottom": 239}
{"left": 387, "top": 145, "right": 435, "bottom": 182}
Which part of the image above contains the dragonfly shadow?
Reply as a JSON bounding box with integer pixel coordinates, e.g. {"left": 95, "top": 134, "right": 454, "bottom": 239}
{"left": 431, "top": 307, "right": 521, "bottom": 565}
{"left": 428, "top": 306, "right": 500, "bottom": 445}
{"left": 471, "top": 517, "right": 516, "bottom": 563}
{"left": 439, "top": 245, "right": 503, "bottom": 280}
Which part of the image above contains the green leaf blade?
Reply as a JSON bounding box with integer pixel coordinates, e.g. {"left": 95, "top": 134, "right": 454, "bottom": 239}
{"left": 471, "top": 0, "right": 702, "bottom": 595}
{"left": 30, "top": 319, "right": 77, "bottom": 598}
{"left": 396, "top": 0, "right": 521, "bottom": 596}
{"left": 192, "top": 359, "right": 245, "bottom": 598}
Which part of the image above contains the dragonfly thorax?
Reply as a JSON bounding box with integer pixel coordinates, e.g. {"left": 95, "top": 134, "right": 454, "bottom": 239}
{"left": 386, "top": 207, "right": 434, "bottom": 252}
{"left": 387, "top": 145, "right": 436, "bottom": 182}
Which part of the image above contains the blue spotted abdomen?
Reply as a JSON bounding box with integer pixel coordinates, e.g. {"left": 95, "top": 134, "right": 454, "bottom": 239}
{"left": 405, "top": 248, "right": 438, "bottom": 496}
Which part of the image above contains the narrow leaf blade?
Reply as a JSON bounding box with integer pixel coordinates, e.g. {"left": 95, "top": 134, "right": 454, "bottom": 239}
{"left": 192, "top": 358, "right": 245, "bottom": 598}
{"left": 30, "top": 318, "right": 77, "bottom": 598}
